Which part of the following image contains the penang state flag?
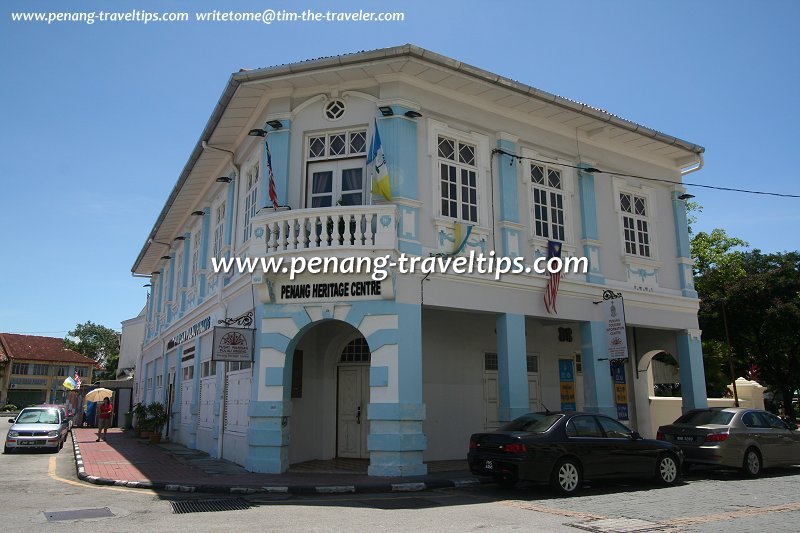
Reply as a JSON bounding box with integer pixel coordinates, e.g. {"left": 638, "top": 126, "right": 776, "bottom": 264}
{"left": 543, "top": 240, "right": 562, "bottom": 314}
{"left": 62, "top": 376, "right": 77, "bottom": 391}
{"left": 452, "top": 222, "right": 473, "bottom": 254}
{"left": 265, "top": 140, "right": 280, "bottom": 210}
{"left": 368, "top": 119, "right": 392, "bottom": 202}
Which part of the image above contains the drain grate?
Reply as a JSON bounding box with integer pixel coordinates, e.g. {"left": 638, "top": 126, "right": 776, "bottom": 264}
{"left": 361, "top": 497, "right": 442, "bottom": 510}
{"left": 170, "top": 498, "right": 251, "bottom": 514}
{"left": 45, "top": 507, "right": 115, "bottom": 521}
{"left": 567, "top": 518, "right": 673, "bottom": 532}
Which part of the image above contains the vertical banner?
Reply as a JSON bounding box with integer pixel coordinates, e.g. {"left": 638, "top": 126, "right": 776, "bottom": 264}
{"left": 601, "top": 296, "right": 629, "bottom": 361}
{"left": 611, "top": 363, "right": 629, "bottom": 420}
{"left": 558, "top": 358, "right": 577, "bottom": 411}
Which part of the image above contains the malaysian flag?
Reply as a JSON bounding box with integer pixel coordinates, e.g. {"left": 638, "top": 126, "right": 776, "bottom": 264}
{"left": 74, "top": 370, "right": 82, "bottom": 390}
{"left": 266, "top": 140, "right": 279, "bottom": 210}
{"left": 543, "top": 240, "right": 562, "bottom": 314}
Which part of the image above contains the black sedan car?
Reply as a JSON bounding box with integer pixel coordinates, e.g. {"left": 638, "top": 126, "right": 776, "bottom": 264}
{"left": 468, "top": 411, "right": 683, "bottom": 494}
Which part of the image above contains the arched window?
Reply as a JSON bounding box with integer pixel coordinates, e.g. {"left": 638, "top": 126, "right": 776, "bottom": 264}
{"left": 340, "top": 338, "right": 371, "bottom": 363}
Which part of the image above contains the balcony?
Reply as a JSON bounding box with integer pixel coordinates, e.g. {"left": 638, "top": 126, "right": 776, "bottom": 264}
{"left": 251, "top": 205, "right": 397, "bottom": 256}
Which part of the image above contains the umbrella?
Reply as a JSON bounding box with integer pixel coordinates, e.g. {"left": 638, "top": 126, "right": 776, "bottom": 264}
{"left": 84, "top": 388, "right": 114, "bottom": 402}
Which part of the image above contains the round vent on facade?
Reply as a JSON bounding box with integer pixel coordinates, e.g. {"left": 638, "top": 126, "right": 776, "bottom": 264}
{"left": 324, "top": 99, "right": 346, "bottom": 121}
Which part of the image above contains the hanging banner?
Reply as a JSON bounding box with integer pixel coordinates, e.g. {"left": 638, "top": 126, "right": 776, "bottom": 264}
{"left": 211, "top": 327, "right": 255, "bottom": 363}
{"left": 601, "top": 296, "right": 629, "bottom": 361}
{"left": 611, "top": 363, "right": 629, "bottom": 420}
{"left": 558, "top": 358, "right": 577, "bottom": 412}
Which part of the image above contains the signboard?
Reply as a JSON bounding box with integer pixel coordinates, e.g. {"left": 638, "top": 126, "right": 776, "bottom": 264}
{"left": 272, "top": 277, "right": 393, "bottom": 304}
{"left": 558, "top": 358, "right": 577, "bottom": 412}
{"left": 212, "top": 327, "right": 255, "bottom": 363}
{"left": 167, "top": 316, "right": 212, "bottom": 350}
{"left": 611, "top": 363, "right": 629, "bottom": 420}
{"left": 601, "top": 297, "right": 629, "bottom": 361}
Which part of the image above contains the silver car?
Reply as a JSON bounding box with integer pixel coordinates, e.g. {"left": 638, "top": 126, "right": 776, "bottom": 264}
{"left": 658, "top": 407, "right": 800, "bottom": 477}
{"left": 4, "top": 406, "right": 69, "bottom": 453}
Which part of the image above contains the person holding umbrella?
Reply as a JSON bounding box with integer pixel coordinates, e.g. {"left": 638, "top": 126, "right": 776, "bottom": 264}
{"left": 96, "top": 397, "right": 113, "bottom": 441}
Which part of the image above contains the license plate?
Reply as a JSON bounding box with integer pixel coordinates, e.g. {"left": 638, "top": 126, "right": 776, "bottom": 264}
{"left": 676, "top": 436, "right": 694, "bottom": 442}
{"left": 484, "top": 460, "right": 494, "bottom": 470}
{"left": 19, "top": 440, "right": 37, "bottom": 445}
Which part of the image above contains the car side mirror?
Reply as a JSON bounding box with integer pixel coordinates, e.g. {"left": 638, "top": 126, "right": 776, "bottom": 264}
{"left": 630, "top": 431, "right": 642, "bottom": 440}
{"left": 789, "top": 423, "right": 798, "bottom": 431}
{"left": 8, "top": 418, "right": 14, "bottom": 423}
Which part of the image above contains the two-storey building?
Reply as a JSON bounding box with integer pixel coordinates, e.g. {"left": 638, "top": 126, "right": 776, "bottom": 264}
{"left": 131, "top": 45, "right": 707, "bottom": 476}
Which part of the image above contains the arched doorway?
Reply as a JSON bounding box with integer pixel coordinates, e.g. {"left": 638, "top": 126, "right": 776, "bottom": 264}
{"left": 287, "top": 319, "right": 372, "bottom": 464}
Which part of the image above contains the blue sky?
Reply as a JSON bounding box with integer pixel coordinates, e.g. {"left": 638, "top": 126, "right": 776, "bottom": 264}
{"left": 1, "top": 0, "right": 798, "bottom": 336}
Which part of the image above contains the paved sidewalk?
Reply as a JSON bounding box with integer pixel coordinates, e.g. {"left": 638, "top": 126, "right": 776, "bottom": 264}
{"left": 70, "top": 428, "right": 485, "bottom": 494}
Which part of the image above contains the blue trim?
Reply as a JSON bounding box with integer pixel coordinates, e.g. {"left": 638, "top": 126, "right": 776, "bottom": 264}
{"left": 677, "top": 332, "right": 708, "bottom": 412}
{"left": 397, "top": 204, "right": 419, "bottom": 240}
{"left": 579, "top": 321, "right": 616, "bottom": 417}
{"left": 180, "top": 233, "right": 190, "bottom": 313}
{"left": 249, "top": 304, "right": 266, "bottom": 397}
{"left": 341, "top": 300, "right": 399, "bottom": 332}
{"left": 398, "top": 240, "right": 423, "bottom": 255}
{"left": 248, "top": 400, "right": 292, "bottom": 417}
{"left": 370, "top": 366, "right": 389, "bottom": 387}
{"left": 368, "top": 433, "right": 427, "bottom": 450}
{"left": 264, "top": 367, "right": 284, "bottom": 386}
{"left": 261, "top": 333, "right": 290, "bottom": 352}
{"left": 224, "top": 175, "right": 236, "bottom": 247}
{"left": 379, "top": 115, "right": 418, "bottom": 200}
{"left": 578, "top": 165, "right": 599, "bottom": 240}
{"left": 365, "top": 329, "right": 398, "bottom": 351}
{"left": 497, "top": 139, "right": 519, "bottom": 223}
{"left": 500, "top": 227, "right": 520, "bottom": 258}
{"left": 367, "top": 402, "right": 425, "bottom": 420}
{"left": 496, "top": 314, "right": 529, "bottom": 423}
{"left": 582, "top": 243, "right": 605, "bottom": 284}
{"left": 396, "top": 303, "right": 422, "bottom": 403}
{"left": 671, "top": 192, "right": 691, "bottom": 258}
{"left": 198, "top": 206, "right": 211, "bottom": 302}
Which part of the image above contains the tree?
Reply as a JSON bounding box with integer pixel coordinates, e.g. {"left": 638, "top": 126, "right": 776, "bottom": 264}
{"left": 65, "top": 321, "right": 120, "bottom": 381}
{"left": 696, "top": 250, "right": 800, "bottom": 419}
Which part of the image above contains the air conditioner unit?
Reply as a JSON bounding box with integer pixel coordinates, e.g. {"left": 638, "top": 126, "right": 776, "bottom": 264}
{"left": 10, "top": 384, "right": 17, "bottom": 389}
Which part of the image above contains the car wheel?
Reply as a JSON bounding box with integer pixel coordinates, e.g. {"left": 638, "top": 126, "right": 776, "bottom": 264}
{"left": 551, "top": 458, "right": 582, "bottom": 495}
{"left": 655, "top": 453, "right": 680, "bottom": 485}
{"left": 742, "top": 447, "right": 762, "bottom": 477}
{"left": 3, "top": 445, "right": 10, "bottom": 454}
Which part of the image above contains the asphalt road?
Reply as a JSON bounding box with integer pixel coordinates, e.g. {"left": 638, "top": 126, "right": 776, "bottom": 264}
{"left": 3, "top": 441, "right": 800, "bottom": 532}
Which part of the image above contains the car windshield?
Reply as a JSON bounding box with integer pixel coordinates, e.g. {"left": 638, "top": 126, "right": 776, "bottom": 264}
{"left": 16, "top": 409, "right": 60, "bottom": 424}
{"left": 674, "top": 410, "right": 735, "bottom": 426}
{"left": 501, "top": 413, "right": 562, "bottom": 433}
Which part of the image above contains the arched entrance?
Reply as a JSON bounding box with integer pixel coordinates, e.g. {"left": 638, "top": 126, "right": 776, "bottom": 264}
{"left": 287, "top": 319, "right": 372, "bottom": 465}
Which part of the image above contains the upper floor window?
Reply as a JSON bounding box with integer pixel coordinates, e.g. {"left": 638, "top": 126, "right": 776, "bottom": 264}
{"left": 213, "top": 203, "right": 225, "bottom": 259}
{"left": 306, "top": 127, "right": 368, "bottom": 208}
{"left": 530, "top": 163, "right": 565, "bottom": 242}
{"left": 620, "top": 192, "right": 651, "bottom": 257}
{"left": 175, "top": 247, "right": 184, "bottom": 291}
{"left": 55, "top": 366, "right": 68, "bottom": 376}
{"left": 11, "top": 362, "right": 28, "bottom": 375}
{"left": 438, "top": 135, "right": 478, "bottom": 223}
{"left": 31, "top": 364, "right": 48, "bottom": 375}
{"left": 243, "top": 161, "right": 260, "bottom": 242}
{"left": 191, "top": 230, "right": 200, "bottom": 288}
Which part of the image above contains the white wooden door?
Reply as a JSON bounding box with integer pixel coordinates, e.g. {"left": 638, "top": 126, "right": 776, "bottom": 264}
{"left": 337, "top": 365, "right": 369, "bottom": 458}
{"left": 483, "top": 371, "right": 499, "bottom": 430}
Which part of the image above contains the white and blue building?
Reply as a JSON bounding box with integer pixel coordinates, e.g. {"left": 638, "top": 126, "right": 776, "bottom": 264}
{"left": 132, "top": 45, "right": 708, "bottom": 476}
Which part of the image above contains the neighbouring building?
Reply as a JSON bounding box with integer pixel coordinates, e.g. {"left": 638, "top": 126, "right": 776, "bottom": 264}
{"left": 0, "top": 333, "right": 95, "bottom": 407}
{"left": 118, "top": 307, "right": 146, "bottom": 380}
{"left": 131, "top": 44, "right": 708, "bottom": 476}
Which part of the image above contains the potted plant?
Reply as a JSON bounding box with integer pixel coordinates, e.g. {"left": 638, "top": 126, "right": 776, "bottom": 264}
{"left": 132, "top": 402, "right": 148, "bottom": 437}
{"left": 146, "top": 402, "right": 167, "bottom": 444}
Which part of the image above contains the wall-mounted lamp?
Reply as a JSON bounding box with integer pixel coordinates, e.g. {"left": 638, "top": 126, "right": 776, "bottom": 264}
{"left": 378, "top": 106, "right": 394, "bottom": 117}
{"left": 248, "top": 128, "right": 268, "bottom": 137}
{"left": 404, "top": 110, "right": 423, "bottom": 118}
{"left": 174, "top": 236, "right": 185, "bottom": 241}
{"left": 216, "top": 176, "right": 232, "bottom": 183}
{"left": 161, "top": 255, "right": 171, "bottom": 260}
{"left": 582, "top": 167, "right": 602, "bottom": 173}
{"left": 191, "top": 210, "right": 205, "bottom": 216}
{"left": 266, "top": 120, "right": 283, "bottom": 130}
{"left": 143, "top": 284, "right": 152, "bottom": 288}
{"left": 678, "top": 193, "right": 695, "bottom": 200}
{"left": 151, "top": 271, "right": 161, "bottom": 276}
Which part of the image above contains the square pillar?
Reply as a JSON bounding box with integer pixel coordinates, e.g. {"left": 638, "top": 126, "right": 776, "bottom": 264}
{"left": 677, "top": 329, "right": 708, "bottom": 412}
{"left": 496, "top": 313, "right": 529, "bottom": 423}
{"left": 579, "top": 321, "right": 616, "bottom": 417}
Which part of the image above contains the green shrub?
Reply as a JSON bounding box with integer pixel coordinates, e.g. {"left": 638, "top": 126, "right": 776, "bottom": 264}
{"left": 1, "top": 404, "right": 18, "bottom": 412}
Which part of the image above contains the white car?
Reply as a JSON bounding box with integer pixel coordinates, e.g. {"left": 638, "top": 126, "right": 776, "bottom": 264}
{"left": 4, "top": 406, "right": 69, "bottom": 453}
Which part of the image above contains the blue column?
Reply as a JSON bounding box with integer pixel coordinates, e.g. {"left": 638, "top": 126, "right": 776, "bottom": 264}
{"left": 367, "top": 302, "right": 427, "bottom": 477}
{"left": 579, "top": 321, "right": 616, "bottom": 417}
{"left": 154, "top": 274, "right": 164, "bottom": 326}
{"left": 578, "top": 164, "right": 604, "bottom": 284}
{"left": 260, "top": 120, "right": 291, "bottom": 208}
{"left": 672, "top": 192, "right": 698, "bottom": 298}
{"left": 496, "top": 314, "right": 529, "bottom": 423}
{"left": 198, "top": 206, "right": 211, "bottom": 302}
{"left": 677, "top": 331, "right": 708, "bottom": 412}
{"left": 170, "top": 346, "right": 183, "bottom": 442}
{"left": 497, "top": 137, "right": 523, "bottom": 258}
{"left": 166, "top": 254, "right": 176, "bottom": 323}
{"left": 378, "top": 108, "right": 420, "bottom": 254}
{"left": 224, "top": 173, "right": 236, "bottom": 248}
{"left": 180, "top": 233, "right": 190, "bottom": 313}
{"left": 187, "top": 337, "right": 202, "bottom": 448}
